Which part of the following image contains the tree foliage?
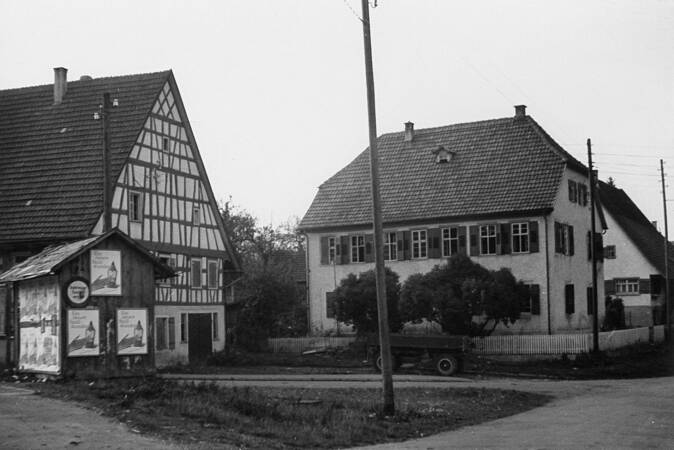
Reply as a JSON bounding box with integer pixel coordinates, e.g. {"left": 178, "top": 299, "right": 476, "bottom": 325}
{"left": 333, "top": 267, "right": 402, "bottom": 335}
{"left": 220, "top": 198, "right": 307, "bottom": 348}
{"left": 399, "top": 254, "right": 527, "bottom": 336}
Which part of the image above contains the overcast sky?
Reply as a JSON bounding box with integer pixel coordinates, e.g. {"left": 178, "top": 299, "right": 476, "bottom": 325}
{"left": 1, "top": 1, "right": 673, "bottom": 233}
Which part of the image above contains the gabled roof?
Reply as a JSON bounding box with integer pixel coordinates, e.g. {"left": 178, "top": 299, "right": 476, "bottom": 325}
{"left": 0, "top": 70, "right": 171, "bottom": 244}
{"left": 0, "top": 229, "right": 174, "bottom": 282}
{"left": 598, "top": 181, "right": 674, "bottom": 276}
{"left": 299, "top": 113, "right": 586, "bottom": 231}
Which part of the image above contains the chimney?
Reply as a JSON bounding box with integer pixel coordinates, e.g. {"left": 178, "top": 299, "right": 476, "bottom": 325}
{"left": 53, "top": 67, "right": 68, "bottom": 105}
{"left": 404, "top": 121, "right": 414, "bottom": 142}
{"left": 514, "top": 104, "right": 527, "bottom": 119}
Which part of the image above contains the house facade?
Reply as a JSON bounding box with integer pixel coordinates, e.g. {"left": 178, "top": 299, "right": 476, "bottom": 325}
{"left": 0, "top": 68, "right": 240, "bottom": 367}
{"left": 299, "top": 106, "right": 605, "bottom": 336}
{"left": 599, "top": 181, "right": 671, "bottom": 327}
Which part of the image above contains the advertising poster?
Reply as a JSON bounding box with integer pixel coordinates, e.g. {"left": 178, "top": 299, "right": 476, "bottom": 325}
{"left": 117, "top": 308, "right": 148, "bottom": 355}
{"left": 18, "top": 277, "right": 60, "bottom": 374}
{"left": 67, "top": 309, "right": 100, "bottom": 357}
{"left": 90, "top": 250, "right": 121, "bottom": 296}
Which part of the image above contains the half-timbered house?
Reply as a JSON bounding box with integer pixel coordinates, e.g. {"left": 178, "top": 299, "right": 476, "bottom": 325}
{"left": 0, "top": 68, "right": 240, "bottom": 367}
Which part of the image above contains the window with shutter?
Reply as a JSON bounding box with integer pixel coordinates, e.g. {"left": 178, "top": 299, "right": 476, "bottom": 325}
{"left": 411, "top": 230, "right": 428, "bottom": 259}
{"left": 351, "top": 235, "right": 365, "bottom": 263}
{"left": 565, "top": 284, "right": 575, "bottom": 314}
{"left": 511, "top": 222, "right": 529, "bottom": 253}
{"left": 384, "top": 232, "right": 397, "bottom": 261}
{"left": 615, "top": 278, "right": 639, "bottom": 295}
{"left": 364, "top": 234, "right": 374, "bottom": 263}
{"left": 442, "top": 227, "right": 460, "bottom": 257}
{"left": 568, "top": 225, "right": 574, "bottom": 255}
{"left": 568, "top": 180, "right": 578, "bottom": 203}
{"left": 479, "top": 224, "right": 497, "bottom": 255}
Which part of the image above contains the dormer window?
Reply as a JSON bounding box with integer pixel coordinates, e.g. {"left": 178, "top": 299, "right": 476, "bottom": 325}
{"left": 432, "top": 146, "right": 455, "bottom": 164}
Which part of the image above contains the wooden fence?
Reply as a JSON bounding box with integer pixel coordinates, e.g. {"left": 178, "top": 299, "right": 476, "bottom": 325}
{"left": 267, "top": 326, "right": 663, "bottom": 355}
{"left": 266, "top": 336, "right": 357, "bottom": 353}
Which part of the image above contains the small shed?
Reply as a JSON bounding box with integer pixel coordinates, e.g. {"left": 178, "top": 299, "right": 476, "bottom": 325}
{"left": 0, "top": 229, "right": 173, "bottom": 377}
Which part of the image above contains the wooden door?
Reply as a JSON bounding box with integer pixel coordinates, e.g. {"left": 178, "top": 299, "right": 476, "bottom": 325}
{"left": 188, "top": 313, "right": 212, "bottom": 363}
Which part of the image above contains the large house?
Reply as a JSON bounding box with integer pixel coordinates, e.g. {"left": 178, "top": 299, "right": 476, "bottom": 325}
{"left": 0, "top": 68, "right": 240, "bottom": 366}
{"left": 598, "top": 181, "right": 672, "bottom": 327}
{"left": 299, "top": 106, "right": 606, "bottom": 335}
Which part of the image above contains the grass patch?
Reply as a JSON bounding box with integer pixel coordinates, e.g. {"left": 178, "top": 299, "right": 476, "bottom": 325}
{"left": 33, "top": 378, "right": 550, "bottom": 448}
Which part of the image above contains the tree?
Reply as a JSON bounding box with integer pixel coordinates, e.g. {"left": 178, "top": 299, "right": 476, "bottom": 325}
{"left": 220, "top": 198, "right": 307, "bottom": 348}
{"left": 333, "top": 267, "right": 402, "bottom": 335}
{"left": 399, "top": 254, "right": 527, "bottom": 336}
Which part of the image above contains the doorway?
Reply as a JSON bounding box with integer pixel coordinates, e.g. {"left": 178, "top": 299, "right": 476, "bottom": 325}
{"left": 188, "top": 313, "right": 212, "bottom": 363}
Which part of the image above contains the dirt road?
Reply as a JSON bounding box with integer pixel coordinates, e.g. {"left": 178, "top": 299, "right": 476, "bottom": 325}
{"left": 0, "top": 383, "right": 183, "bottom": 450}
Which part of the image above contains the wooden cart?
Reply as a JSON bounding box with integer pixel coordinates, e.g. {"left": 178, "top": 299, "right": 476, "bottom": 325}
{"left": 367, "top": 334, "right": 470, "bottom": 376}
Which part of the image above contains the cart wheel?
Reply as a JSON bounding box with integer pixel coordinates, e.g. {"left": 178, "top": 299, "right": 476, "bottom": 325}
{"left": 373, "top": 354, "right": 399, "bottom": 372}
{"left": 434, "top": 354, "right": 460, "bottom": 376}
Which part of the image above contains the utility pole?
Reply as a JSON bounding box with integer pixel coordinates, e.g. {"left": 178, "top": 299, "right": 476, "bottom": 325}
{"left": 587, "top": 139, "right": 599, "bottom": 353}
{"left": 102, "top": 93, "right": 112, "bottom": 232}
{"left": 360, "top": 0, "right": 395, "bottom": 416}
{"left": 661, "top": 159, "right": 670, "bottom": 340}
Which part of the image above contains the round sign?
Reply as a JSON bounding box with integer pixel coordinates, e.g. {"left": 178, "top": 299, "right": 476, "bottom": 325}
{"left": 66, "top": 278, "right": 90, "bottom": 306}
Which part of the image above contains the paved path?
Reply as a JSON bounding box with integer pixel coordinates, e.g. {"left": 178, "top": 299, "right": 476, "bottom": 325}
{"left": 0, "top": 383, "right": 184, "bottom": 450}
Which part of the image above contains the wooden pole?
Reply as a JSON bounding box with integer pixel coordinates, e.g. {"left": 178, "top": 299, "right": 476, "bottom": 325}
{"left": 360, "top": 0, "right": 395, "bottom": 416}
{"left": 661, "top": 159, "right": 670, "bottom": 339}
{"left": 588, "top": 139, "right": 599, "bottom": 352}
{"left": 102, "top": 93, "right": 112, "bottom": 232}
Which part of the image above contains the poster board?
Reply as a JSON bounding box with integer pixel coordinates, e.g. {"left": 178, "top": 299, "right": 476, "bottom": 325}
{"left": 18, "top": 277, "right": 60, "bottom": 374}
{"left": 90, "top": 250, "right": 121, "bottom": 296}
{"left": 67, "top": 309, "right": 100, "bottom": 356}
{"left": 117, "top": 308, "right": 148, "bottom": 355}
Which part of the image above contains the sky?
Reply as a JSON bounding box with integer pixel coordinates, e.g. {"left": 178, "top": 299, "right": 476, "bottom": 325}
{"left": 1, "top": 0, "right": 673, "bottom": 233}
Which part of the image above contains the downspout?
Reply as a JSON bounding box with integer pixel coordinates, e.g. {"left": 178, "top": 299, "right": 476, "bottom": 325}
{"left": 102, "top": 93, "right": 112, "bottom": 232}
{"left": 304, "top": 233, "right": 311, "bottom": 335}
{"left": 544, "top": 215, "right": 552, "bottom": 335}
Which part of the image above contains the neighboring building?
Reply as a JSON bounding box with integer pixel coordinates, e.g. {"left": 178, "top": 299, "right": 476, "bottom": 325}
{"left": 0, "top": 68, "right": 240, "bottom": 367}
{"left": 299, "top": 106, "right": 606, "bottom": 335}
{"left": 598, "top": 181, "right": 672, "bottom": 327}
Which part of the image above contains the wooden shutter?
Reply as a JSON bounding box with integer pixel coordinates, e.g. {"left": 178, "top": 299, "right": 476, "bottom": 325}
{"left": 403, "top": 231, "right": 411, "bottom": 260}
{"left": 469, "top": 226, "right": 479, "bottom": 256}
{"left": 500, "top": 224, "right": 511, "bottom": 254}
{"left": 594, "top": 232, "right": 604, "bottom": 261}
{"left": 639, "top": 279, "right": 651, "bottom": 294}
{"left": 554, "top": 222, "right": 561, "bottom": 253}
{"left": 428, "top": 228, "right": 441, "bottom": 258}
{"left": 586, "top": 286, "right": 594, "bottom": 315}
{"left": 587, "top": 231, "right": 592, "bottom": 261}
{"left": 397, "top": 234, "right": 405, "bottom": 261}
{"left": 568, "top": 225, "right": 575, "bottom": 256}
{"left": 565, "top": 284, "right": 575, "bottom": 314}
{"left": 339, "top": 236, "right": 349, "bottom": 264}
{"left": 169, "top": 317, "right": 176, "bottom": 350}
{"left": 529, "top": 221, "right": 539, "bottom": 253}
{"left": 320, "top": 236, "right": 329, "bottom": 265}
{"left": 458, "top": 226, "right": 467, "bottom": 254}
{"left": 495, "top": 224, "right": 502, "bottom": 255}
{"left": 364, "top": 234, "right": 374, "bottom": 263}
{"left": 531, "top": 284, "right": 541, "bottom": 315}
{"left": 605, "top": 279, "right": 615, "bottom": 295}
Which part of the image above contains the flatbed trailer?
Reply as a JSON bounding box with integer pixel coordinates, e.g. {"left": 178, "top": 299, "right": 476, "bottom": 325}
{"left": 367, "top": 334, "right": 470, "bottom": 376}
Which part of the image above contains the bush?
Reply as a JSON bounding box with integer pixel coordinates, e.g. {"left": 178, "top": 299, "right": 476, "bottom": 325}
{"left": 603, "top": 296, "right": 626, "bottom": 331}
{"left": 333, "top": 267, "right": 402, "bottom": 335}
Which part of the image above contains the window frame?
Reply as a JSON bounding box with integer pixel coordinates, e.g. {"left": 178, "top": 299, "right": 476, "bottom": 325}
{"left": 604, "top": 245, "right": 616, "bottom": 259}
{"left": 190, "top": 259, "right": 202, "bottom": 289}
{"left": 511, "top": 222, "right": 530, "bottom": 254}
{"left": 411, "top": 229, "right": 428, "bottom": 259}
{"left": 207, "top": 260, "right": 219, "bottom": 289}
{"left": 568, "top": 180, "right": 578, "bottom": 203}
{"left": 479, "top": 224, "right": 497, "bottom": 255}
{"left": 128, "top": 191, "right": 143, "bottom": 222}
{"left": 192, "top": 206, "right": 201, "bottom": 226}
{"left": 327, "top": 237, "right": 337, "bottom": 264}
{"left": 384, "top": 232, "right": 397, "bottom": 261}
{"left": 351, "top": 235, "right": 365, "bottom": 263}
{"left": 442, "top": 227, "right": 459, "bottom": 257}
{"left": 162, "top": 137, "right": 169, "bottom": 152}
{"left": 615, "top": 278, "right": 639, "bottom": 295}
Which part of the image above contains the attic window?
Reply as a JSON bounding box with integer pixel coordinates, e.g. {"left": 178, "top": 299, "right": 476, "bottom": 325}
{"left": 432, "top": 146, "right": 455, "bottom": 164}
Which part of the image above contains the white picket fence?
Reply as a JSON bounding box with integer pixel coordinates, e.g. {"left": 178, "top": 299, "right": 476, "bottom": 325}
{"left": 472, "top": 333, "right": 591, "bottom": 355}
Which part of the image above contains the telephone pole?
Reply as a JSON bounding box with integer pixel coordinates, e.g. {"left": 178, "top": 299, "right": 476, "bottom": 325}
{"left": 360, "top": 0, "right": 395, "bottom": 415}
{"left": 660, "top": 160, "right": 670, "bottom": 340}
{"left": 587, "top": 139, "right": 599, "bottom": 353}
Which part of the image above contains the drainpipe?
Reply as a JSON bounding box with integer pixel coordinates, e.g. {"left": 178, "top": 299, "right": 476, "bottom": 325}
{"left": 544, "top": 215, "right": 552, "bottom": 335}
{"left": 102, "top": 93, "right": 112, "bottom": 232}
